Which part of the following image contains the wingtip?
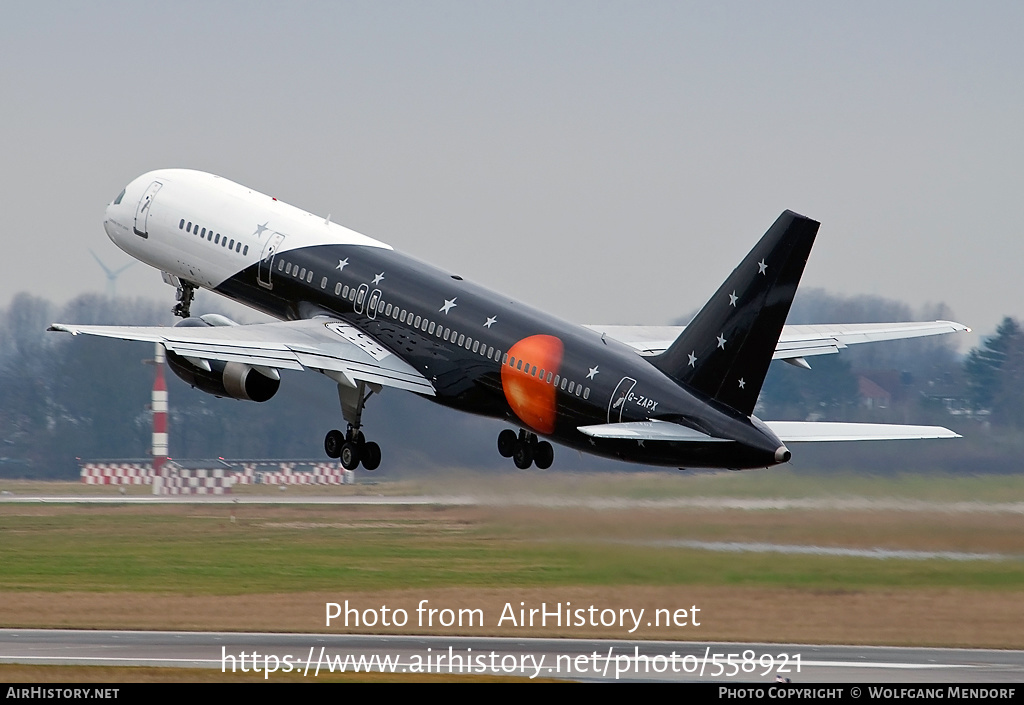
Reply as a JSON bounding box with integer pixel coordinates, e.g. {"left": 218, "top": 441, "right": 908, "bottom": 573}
{"left": 937, "top": 320, "right": 971, "bottom": 333}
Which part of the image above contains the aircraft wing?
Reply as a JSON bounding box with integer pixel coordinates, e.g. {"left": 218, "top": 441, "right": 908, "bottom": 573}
{"left": 583, "top": 321, "right": 970, "bottom": 360}
{"left": 48, "top": 318, "right": 435, "bottom": 395}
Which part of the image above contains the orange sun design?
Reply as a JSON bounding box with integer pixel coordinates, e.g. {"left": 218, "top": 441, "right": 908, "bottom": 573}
{"left": 500, "top": 335, "right": 564, "bottom": 434}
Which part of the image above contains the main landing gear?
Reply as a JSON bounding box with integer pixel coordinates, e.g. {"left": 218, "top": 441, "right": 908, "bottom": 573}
{"left": 324, "top": 380, "right": 382, "bottom": 471}
{"left": 498, "top": 429, "right": 554, "bottom": 470}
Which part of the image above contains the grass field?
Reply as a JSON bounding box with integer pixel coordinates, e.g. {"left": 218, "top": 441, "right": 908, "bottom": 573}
{"left": 0, "top": 470, "right": 1021, "bottom": 649}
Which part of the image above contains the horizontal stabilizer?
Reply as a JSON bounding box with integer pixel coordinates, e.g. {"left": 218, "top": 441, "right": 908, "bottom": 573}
{"left": 578, "top": 420, "right": 731, "bottom": 442}
{"left": 764, "top": 421, "right": 960, "bottom": 442}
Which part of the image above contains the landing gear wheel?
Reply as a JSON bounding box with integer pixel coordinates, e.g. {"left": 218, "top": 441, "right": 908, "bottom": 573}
{"left": 361, "top": 442, "right": 381, "bottom": 471}
{"left": 512, "top": 440, "right": 533, "bottom": 469}
{"left": 534, "top": 441, "right": 554, "bottom": 470}
{"left": 340, "top": 442, "right": 361, "bottom": 471}
{"left": 497, "top": 429, "right": 517, "bottom": 458}
{"left": 172, "top": 282, "right": 196, "bottom": 319}
{"left": 324, "top": 429, "right": 344, "bottom": 459}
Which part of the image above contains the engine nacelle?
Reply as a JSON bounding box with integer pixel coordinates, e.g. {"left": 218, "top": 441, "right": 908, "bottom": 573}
{"left": 165, "top": 315, "right": 281, "bottom": 402}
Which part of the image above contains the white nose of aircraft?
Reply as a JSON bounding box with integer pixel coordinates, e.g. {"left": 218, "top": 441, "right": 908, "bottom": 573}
{"left": 103, "top": 187, "right": 126, "bottom": 243}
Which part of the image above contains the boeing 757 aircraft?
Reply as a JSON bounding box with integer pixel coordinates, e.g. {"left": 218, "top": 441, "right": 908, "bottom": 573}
{"left": 51, "top": 170, "right": 968, "bottom": 471}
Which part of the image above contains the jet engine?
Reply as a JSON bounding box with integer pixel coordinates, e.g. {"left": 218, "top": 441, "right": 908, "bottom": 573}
{"left": 165, "top": 315, "right": 281, "bottom": 402}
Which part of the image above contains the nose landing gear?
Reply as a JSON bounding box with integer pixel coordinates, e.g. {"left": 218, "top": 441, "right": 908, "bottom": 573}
{"left": 498, "top": 428, "right": 553, "bottom": 470}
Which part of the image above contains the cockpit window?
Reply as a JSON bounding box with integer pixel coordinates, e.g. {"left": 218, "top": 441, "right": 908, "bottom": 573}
{"left": 113, "top": 189, "right": 126, "bottom": 205}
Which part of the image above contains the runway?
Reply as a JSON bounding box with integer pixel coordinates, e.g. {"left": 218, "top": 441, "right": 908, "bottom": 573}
{"left": 2, "top": 493, "right": 1022, "bottom": 514}
{"left": 2, "top": 629, "right": 1022, "bottom": 682}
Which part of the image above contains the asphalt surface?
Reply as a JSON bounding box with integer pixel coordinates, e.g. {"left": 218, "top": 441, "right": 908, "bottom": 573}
{"left": 2, "top": 629, "right": 1023, "bottom": 682}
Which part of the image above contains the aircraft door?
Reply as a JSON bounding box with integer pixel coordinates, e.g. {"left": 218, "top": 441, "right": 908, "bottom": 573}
{"left": 366, "top": 289, "right": 381, "bottom": 319}
{"left": 607, "top": 377, "right": 637, "bottom": 423}
{"left": 257, "top": 232, "right": 285, "bottom": 289}
{"left": 353, "top": 283, "right": 369, "bottom": 315}
{"left": 133, "top": 181, "right": 162, "bottom": 238}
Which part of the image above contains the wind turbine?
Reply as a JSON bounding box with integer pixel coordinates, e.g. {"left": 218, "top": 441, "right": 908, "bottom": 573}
{"left": 90, "top": 250, "right": 135, "bottom": 298}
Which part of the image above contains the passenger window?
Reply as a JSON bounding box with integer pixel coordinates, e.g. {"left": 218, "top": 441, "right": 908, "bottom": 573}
{"left": 278, "top": 260, "right": 285, "bottom": 271}
{"left": 342, "top": 285, "right": 349, "bottom": 297}
{"left": 357, "top": 290, "right": 364, "bottom": 304}
{"left": 243, "top": 245, "right": 248, "bottom": 255}
{"left": 187, "top": 221, "right": 193, "bottom": 232}
{"left": 414, "top": 315, "right": 421, "bottom": 327}
{"left": 335, "top": 283, "right": 342, "bottom": 295}
{"left": 385, "top": 303, "right": 393, "bottom": 316}
{"left": 307, "top": 271, "right": 313, "bottom": 283}
{"left": 229, "top": 239, "right": 235, "bottom": 249}
{"left": 472, "top": 341, "right": 479, "bottom": 353}
{"left": 320, "top": 276, "right": 327, "bottom": 289}
{"left": 457, "top": 334, "right": 465, "bottom": 346}
{"left": 179, "top": 219, "right": 185, "bottom": 230}
{"left": 516, "top": 359, "right": 523, "bottom": 371}
{"left": 568, "top": 381, "right": 575, "bottom": 393}
{"left": 583, "top": 387, "right": 590, "bottom": 399}
{"left": 285, "top": 263, "right": 292, "bottom": 274}
{"left": 349, "top": 289, "right": 356, "bottom": 301}
{"left": 299, "top": 268, "right": 305, "bottom": 278}
{"left": 546, "top": 372, "right": 553, "bottom": 383}
{"left": 531, "top": 365, "right": 537, "bottom": 376}
{"left": 202, "top": 228, "right": 207, "bottom": 238}
{"left": 428, "top": 321, "right": 435, "bottom": 334}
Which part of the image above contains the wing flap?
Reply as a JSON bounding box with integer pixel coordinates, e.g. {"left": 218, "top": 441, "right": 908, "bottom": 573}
{"left": 765, "top": 421, "right": 960, "bottom": 442}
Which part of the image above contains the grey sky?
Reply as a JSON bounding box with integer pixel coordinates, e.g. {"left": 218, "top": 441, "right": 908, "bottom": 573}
{"left": 2, "top": 2, "right": 1021, "bottom": 349}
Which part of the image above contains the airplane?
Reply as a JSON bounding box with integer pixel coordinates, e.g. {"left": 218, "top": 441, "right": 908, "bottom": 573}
{"left": 50, "top": 169, "right": 968, "bottom": 471}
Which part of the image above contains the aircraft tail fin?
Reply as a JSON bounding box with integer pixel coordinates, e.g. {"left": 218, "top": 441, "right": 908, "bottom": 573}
{"left": 651, "top": 210, "right": 819, "bottom": 416}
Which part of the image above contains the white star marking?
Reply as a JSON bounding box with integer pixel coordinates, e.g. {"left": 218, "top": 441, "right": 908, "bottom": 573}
{"left": 336, "top": 258, "right": 349, "bottom": 271}
{"left": 484, "top": 316, "right": 497, "bottom": 328}
{"left": 717, "top": 334, "right": 727, "bottom": 349}
{"left": 637, "top": 440, "right": 645, "bottom": 448}
{"left": 253, "top": 222, "right": 269, "bottom": 238}
{"left": 587, "top": 366, "right": 599, "bottom": 380}
{"left": 729, "top": 291, "right": 738, "bottom": 307}
{"left": 688, "top": 351, "right": 697, "bottom": 367}
{"left": 588, "top": 438, "right": 597, "bottom": 446}
{"left": 372, "top": 272, "right": 385, "bottom": 285}
{"left": 738, "top": 378, "right": 746, "bottom": 389}
{"left": 758, "top": 259, "right": 768, "bottom": 275}
{"left": 440, "top": 297, "right": 458, "bottom": 314}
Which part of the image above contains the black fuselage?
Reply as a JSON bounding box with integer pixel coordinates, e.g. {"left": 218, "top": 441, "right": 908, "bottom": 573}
{"left": 213, "top": 242, "right": 782, "bottom": 468}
